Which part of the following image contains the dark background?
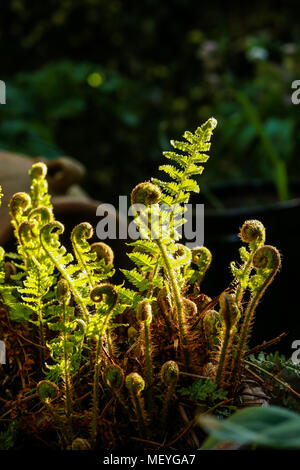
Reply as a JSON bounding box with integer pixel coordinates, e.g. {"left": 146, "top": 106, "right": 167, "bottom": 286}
{"left": 0, "top": 0, "right": 299, "bottom": 204}
{"left": 0, "top": 0, "right": 299, "bottom": 351}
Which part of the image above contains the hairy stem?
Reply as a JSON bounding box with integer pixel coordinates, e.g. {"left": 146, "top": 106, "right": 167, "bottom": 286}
{"left": 155, "top": 239, "right": 189, "bottom": 367}
{"left": 214, "top": 328, "right": 231, "bottom": 388}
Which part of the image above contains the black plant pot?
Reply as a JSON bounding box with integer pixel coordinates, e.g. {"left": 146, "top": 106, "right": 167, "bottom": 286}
{"left": 187, "top": 180, "right": 300, "bottom": 354}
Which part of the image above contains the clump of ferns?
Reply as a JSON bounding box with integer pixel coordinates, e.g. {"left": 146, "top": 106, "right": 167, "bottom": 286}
{"left": 0, "top": 117, "right": 282, "bottom": 450}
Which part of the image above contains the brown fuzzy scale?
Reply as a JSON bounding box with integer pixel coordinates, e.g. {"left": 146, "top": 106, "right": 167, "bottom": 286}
{"left": 90, "top": 242, "right": 114, "bottom": 266}
{"left": 156, "top": 287, "right": 174, "bottom": 333}
{"left": 4, "top": 261, "right": 17, "bottom": 282}
{"left": 186, "top": 293, "right": 213, "bottom": 370}
{"left": 131, "top": 181, "right": 161, "bottom": 206}
{"left": 239, "top": 219, "right": 265, "bottom": 245}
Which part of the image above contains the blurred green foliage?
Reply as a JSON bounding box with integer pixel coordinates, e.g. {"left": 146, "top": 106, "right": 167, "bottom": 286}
{"left": 0, "top": 1, "right": 300, "bottom": 202}
{"left": 200, "top": 405, "right": 300, "bottom": 449}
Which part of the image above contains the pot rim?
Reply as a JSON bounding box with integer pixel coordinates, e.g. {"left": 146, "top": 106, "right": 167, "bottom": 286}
{"left": 200, "top": 178, "right": 300, "bottom": 217}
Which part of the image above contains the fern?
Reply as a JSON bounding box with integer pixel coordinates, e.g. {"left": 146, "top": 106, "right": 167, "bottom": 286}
{"left": 0, "top": 118, "right": 284, "bottom": 451}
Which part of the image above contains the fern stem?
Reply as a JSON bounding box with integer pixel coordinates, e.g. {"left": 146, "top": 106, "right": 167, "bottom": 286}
{"left": 161, "top": 382, "right": 176, "bottom": 431}
{"left": 132, "top": 394, "right": 147, "bottom": 437}
{"left": 106, "top": 330, "right": 114, "bottom": 358}
{"left": 41, "top": 238, "right": 89, "bottom": 321}
{"left": 37, "top": 299, "right": 45, "bottom": 367}
{"left": 234, "top": 256, "right": 253, "bottom": 308}
{"left": 62, "top": 300, "right": 72, "bottom": 418}
{"left": 143, "top": 321, "right": 153, "bottom": 418}
{"left": 155, "top": 239, "right": 189, "bottom": 367}
{"left": 91, "top": 323, "right": 107, "bottom": 446}
{"left": 214, "top": 328, "right": 231, "bottom": 388}
{"left": 230, "top": 288, "right": 263, "bottom": 386}
{"left": 125, "top": 373, "right": 148, "bottom": 438}
{"left": 231, "top": 247, "right": 280, "bottom": 386}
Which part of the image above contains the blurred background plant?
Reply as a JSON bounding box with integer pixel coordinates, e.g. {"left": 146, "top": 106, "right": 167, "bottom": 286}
{"left": 0, "top": 0, "right": 300, "bottom": 205}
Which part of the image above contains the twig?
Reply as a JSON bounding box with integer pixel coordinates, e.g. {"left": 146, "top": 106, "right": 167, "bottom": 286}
{"left": 179, "top": 372, "right": 211, "bottom": 380}
{"left": 99, "top": 397, "right": 114, "bottom": 419}
{"left": 191, "top": 294, "right": 221, "bottom": 330}
{"left": 165, "top": 398, "right": 234, "bottom": 448}
{"left": 244, "top": 333, "right": 287, "bottom": 357}
{"left": 243, "top": 359, "right": 300, "bottom": 400}
{"left": 178, "top": 404, "right": 199, "bottom": 448}
{"left": 244, "top": 365, "right": 265, "bottom": 384}
{"left": 130, "top": 436, "right": 176, "bottom": 451}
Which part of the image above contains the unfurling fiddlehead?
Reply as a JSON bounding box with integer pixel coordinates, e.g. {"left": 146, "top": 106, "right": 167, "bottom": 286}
{"left": 232, "top": 219, "right": 266, "bottom": 308}
{"left": 90, "top": 242, "right": 114, "bottom": 267}
{"left": 40, "top": 221, "right": 89, "bottom": 321}
{"left": 37, "top": 380, "right": 71, "bottom": 446}
{"left": 89, "top": 283, "right": 119, "bottom": 446}
{"left": 103, "top": 365, "right": 130, "bottom": 416}
{"left": 9, "top": 192, "right": 31, "bottom": 242}
{"left": 29, "top": 162, "right": 52, "bottom": 212}
{"left": 131, "top": 181, "right": 162, "bottom": 206}
{"left": 71, "top": 222, "right": 94, "bottom": 289}
{"left": 230, "top": 245, "right": 281, "bottom": 387}
{"left": 0, "top": 122, "right": 286, "bottom": 450}
{"left": 190, "top": 246, "right": 212, "bottom": 289}
{"left": 125, "top": 372, "right": 147, "bottom": 437}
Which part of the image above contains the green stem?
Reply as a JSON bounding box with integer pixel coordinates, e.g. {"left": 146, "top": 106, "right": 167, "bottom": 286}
{"left": 37, "top": 299, "right": 45, "bottom": 367}
{"left": 72, "top": 242, "right": 94, "bottom": 290}
{"left": 91, "top": 314, "right": 112, "bottom": 446}
{"left": 155, "top": 239, "right": 189, "bottom": 367}
{"left": 106, "top": 330, "right": 114, "bottom": 358}
{"left": 231, "top": 267, "right": 276, "bottom": 385}
{"left": 40, "top": 238, "right": 89, "bottom": 322}
{"left": 244, "top": 359, "right": 300, "bottom": 399}
{"left": 215, "top": 328, "right": 231, "bottom": 388}
{"left": 235, "top": 255, "right": 253, "bottom": 308}
{"left": 62, "top": 300, "right": 72, "bottom": 418}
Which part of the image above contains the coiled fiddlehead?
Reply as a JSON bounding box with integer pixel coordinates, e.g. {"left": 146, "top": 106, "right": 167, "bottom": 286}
{"left": 37, "top": 380, "right": 71, "bottom": 447}
{"left": 125, "top": 372, "right": 147, "bottom": 437}
{"left": 232, "top": 220, "right": 266, "bottom": 308}
{"left": 190, "top": 246, "right": 212, "bottom": 289}
{"left": 9, "top": 192, "right": 31, "bottom": 242}
{"left": 29, "top": 162, "right": 52, "bottom": 212}
{"left": 103, "top": 365, "right": 130, "bottom": 417}
{"left": 90, "top": 242, "right": 114, "bottom": 267}
{"left": 230, "top": 245, "right": 281, "bottom": 387}
{"left": 71, "top": 222, "right": 95, "bottom": 289}
{"left": 131, "top": 182, "right": 162, "bottom": 206}
{"left": 40, "top": 221, "right": 89, "bottom": 321}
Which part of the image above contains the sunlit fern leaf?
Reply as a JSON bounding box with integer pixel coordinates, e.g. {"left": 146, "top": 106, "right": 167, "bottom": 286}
{"left": 117, "top": 286, "right": 144, "bottom": 309}
{"left": 120, "top": 268, "right": 152, "bottom": 292}
{"left": 127, "top": 240, "right": 159, "bottom": 256}
{"left": 127, "top": 252, "right": 157, "bottom": 272}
